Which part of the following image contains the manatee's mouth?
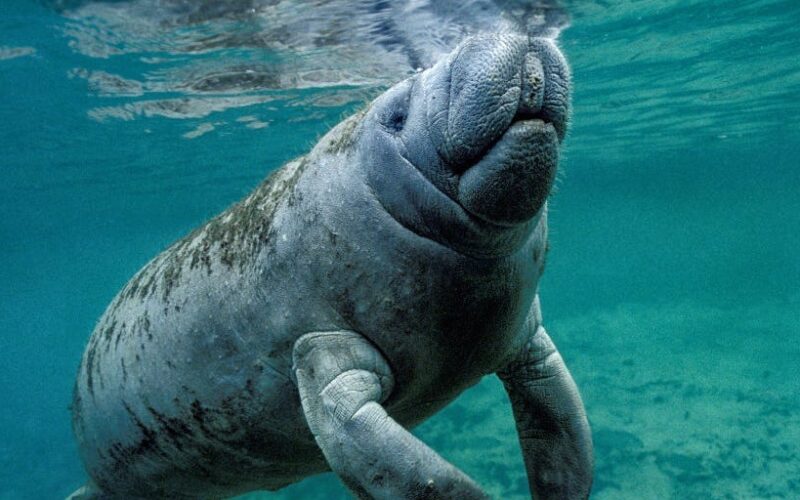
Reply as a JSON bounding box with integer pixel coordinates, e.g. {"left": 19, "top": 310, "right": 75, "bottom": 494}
{"left": 464, "top": 113, "right": 558, "bottom": 172}
{"left": 455, "top": 113, "right": 560, "bottom": 226}
{"left": 452, "top": 120, "right": 546, "bottom": 177}
{"left": 512, "top": 104, "right": 561, "bottom": 136}
{"left": 516, "top": 118, "right": 557, "bottom": 137}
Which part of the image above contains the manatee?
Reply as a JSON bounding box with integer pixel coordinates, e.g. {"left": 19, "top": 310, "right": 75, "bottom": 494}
{"left": 71, "top": 33, "right": 593, "bottom": 499}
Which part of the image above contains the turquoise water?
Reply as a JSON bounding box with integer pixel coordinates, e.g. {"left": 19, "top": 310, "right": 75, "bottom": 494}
{"left": 2, "top": 0, "right": 799, "bottom": 498}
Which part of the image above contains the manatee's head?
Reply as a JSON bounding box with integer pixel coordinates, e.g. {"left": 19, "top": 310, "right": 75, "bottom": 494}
{"left": 353, "top": 34, "right": 570, "bottom": 257}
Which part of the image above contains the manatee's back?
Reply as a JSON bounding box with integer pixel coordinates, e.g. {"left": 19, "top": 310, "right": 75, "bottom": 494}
{"left": 70, "top": 158, "right": 328, "bottom": 497}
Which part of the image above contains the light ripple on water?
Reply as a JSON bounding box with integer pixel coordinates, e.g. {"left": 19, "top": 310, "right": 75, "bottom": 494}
{"left": 51, "top": 0, "right": 567, "bottom": 122}
{"left": 563, "top": 0, "right": 800, "bottom": 159}
{"left": 0, "top": 45, "right": 37, "bottom": 60}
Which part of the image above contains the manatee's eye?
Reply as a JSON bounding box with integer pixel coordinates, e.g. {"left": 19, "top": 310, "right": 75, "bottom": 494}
{"left": 386, "top": 108, "right": 407, "bottom": 132}
{"left": 376, "top": 77, "right": 414, "bottom": 134}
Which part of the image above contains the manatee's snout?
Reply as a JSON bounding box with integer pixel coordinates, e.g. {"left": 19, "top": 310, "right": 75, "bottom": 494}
{"left": 422, "top": 34, "right": 571, "bottom": 225}
{"left": 424, "top": 35, "right": 568, "bottom": 166}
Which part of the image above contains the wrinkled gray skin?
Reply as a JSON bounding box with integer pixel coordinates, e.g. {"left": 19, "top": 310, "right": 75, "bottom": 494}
{"left": 72, "top": 34, "right": 592, "bottom": 499}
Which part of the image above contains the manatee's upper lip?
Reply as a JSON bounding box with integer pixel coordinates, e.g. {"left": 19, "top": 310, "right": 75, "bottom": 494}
{"left": 449, "top": 103, "right": 563, "bottom": 174}
{"left": 454, "top": 115, "right": 557, "bottom": 177}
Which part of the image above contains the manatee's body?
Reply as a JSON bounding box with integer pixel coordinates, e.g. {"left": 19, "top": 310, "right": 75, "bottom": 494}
{"left": 73, "top": 34, "right": 592, "bottom": 499}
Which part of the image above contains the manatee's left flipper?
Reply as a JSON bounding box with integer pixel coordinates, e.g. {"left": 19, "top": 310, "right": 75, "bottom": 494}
{"left": 293, "top": 331, "right": 489, "bottom": 500}
{"left": 497, "top": 300, "right": 593, "bottom": 499}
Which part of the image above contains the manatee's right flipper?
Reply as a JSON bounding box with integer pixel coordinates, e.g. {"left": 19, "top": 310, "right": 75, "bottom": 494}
{"left": 293, "top": 331, "right": 489, "bottom": 500}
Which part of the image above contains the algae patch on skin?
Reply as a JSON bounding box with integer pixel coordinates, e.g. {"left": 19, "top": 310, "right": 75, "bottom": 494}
{"left": 322, "top": 109, "right": 368, "bottom": 155}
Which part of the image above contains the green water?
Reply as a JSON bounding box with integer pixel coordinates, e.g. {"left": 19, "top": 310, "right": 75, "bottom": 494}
{"left": 1, "top": 0, "right": 798, "bottom": 498}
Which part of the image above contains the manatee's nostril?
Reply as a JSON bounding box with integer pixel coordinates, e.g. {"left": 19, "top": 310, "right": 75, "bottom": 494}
{"left": 528, "top": 37, "right": 571, "bottom": 140}
{"left": 518, "top": 52, "right": 544, "bottom": 117}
